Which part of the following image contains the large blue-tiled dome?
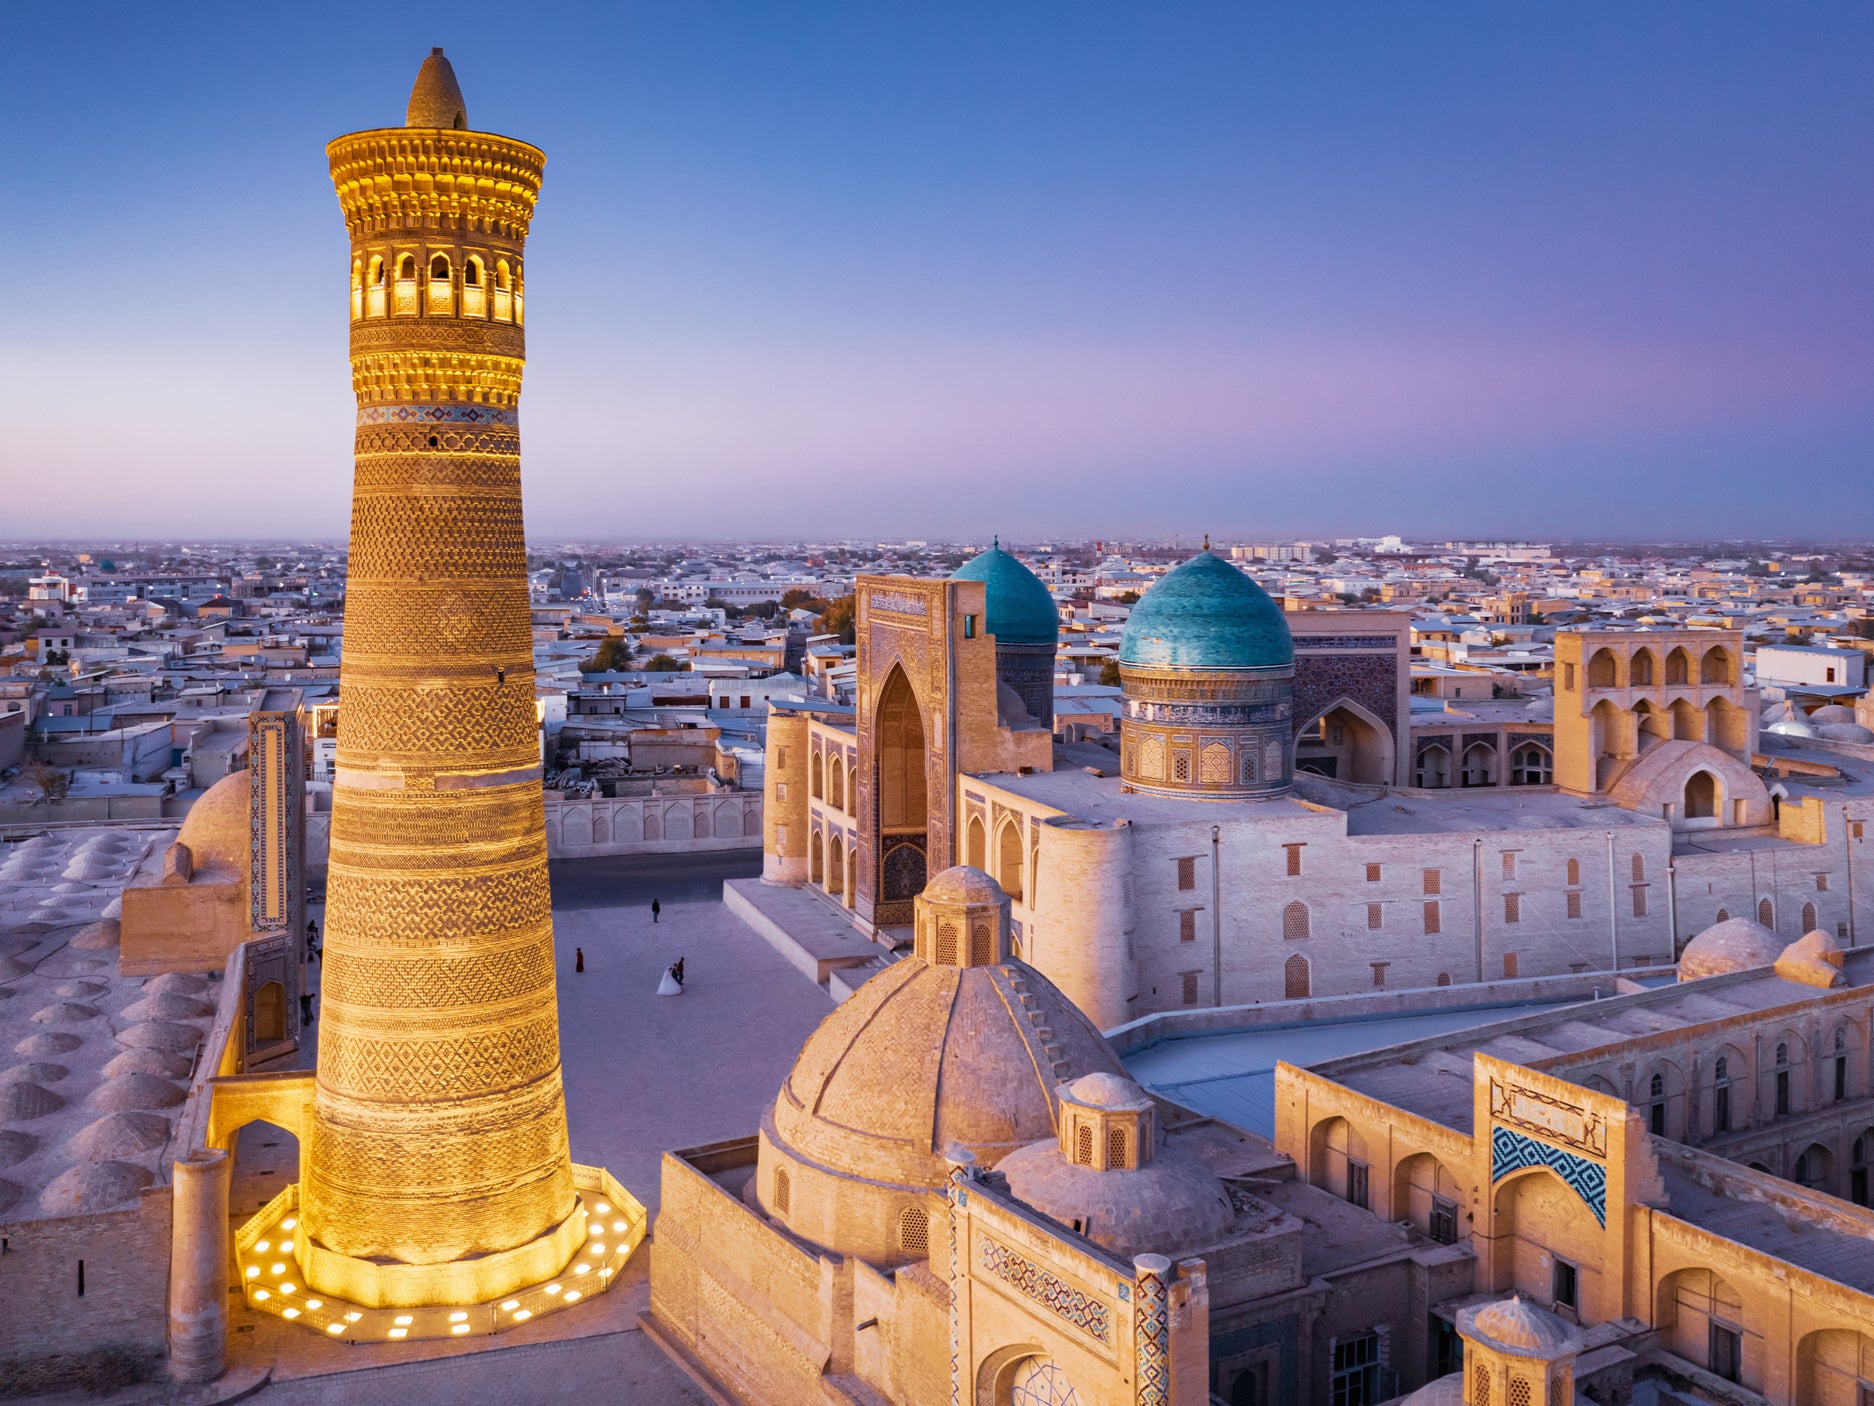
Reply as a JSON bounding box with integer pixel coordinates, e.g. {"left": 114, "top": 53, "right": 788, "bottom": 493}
{"left": 952, "top": 543, "right": 1059, "bottom": 646}
{"left": 1119, "top": 551, "right": 1293, "bottom": 671}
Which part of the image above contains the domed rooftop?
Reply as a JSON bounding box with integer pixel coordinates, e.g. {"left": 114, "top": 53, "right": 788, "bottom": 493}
{"left": 1465, "top": 1295, "right": 1578, "bottom": 1355}
{"left": 1775, "top": 929, "right": 1848, "bottom": 989}
{"left": 1811, "top": 704, "right": 1858, "bottom": 724}
{"left": 1119, "top": 550, "right": 1292, "bottom": 672}
{"left": 997, "top": 1073, "right": 1235, "bottom": 1259}
{"left": 921, "top": 864, "right": 1005, "bottom": 907}
{"left": 1064, "top": 1072, "right": 1151, "bottom": 1110}
{"left": 1680, "top": 916, "right": 1783, "bottom": 981}
{"left": 176, "top": 771, "right": 250, "bottom": 875}
{"left": 998, "top": 1135, "right": 1236, "bottom": 1260}
{"left": 1764, "top": 701, "right": 1816, "bottom": 739}
{"left": 767, "top": 953, "right": 1125, "bottom": 1194}
{"left": 952, "top": 542, "right": 1059, "bottom": 647}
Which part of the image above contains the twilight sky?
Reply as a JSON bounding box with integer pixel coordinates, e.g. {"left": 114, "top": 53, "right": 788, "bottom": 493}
{"left": 3, "top": 3, "right": 1872, "bottom": 543}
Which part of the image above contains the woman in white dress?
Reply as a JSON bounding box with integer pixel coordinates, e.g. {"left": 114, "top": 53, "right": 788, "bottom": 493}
{"left": 656, "top": 963, "right": 682, "bottom": 996}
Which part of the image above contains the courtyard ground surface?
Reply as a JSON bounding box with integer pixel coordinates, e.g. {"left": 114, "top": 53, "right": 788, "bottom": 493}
{"left": 103, "top": 850, "right": 834, "bottom": 1406}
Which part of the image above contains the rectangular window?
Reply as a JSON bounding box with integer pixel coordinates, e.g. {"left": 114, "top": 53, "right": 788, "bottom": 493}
{"left": 1650, "top": 1100, "right": 1666, "bottom": 1135}
{"left": 1856, "top": 822, "right": 1866, "bottom": 841}
{"left": 1715, "top": 1084, "right": 1731, "bottom": 1133}
{"left": 1329, "top": 1331, "right": 1380, "bottom": 1406}
{"left": 1423, "top": 868, "right": 1442, "bottom": 896}
{"left": 1631, "top": 886, "right": 1647, "bottom": 919}
{"left": 1504, "top": 892, "right": 1521, "bottom": 924}
{"left": 1176, "top": 856, "right": 1197, "bottom": 891}
{"left": 1776, "top": 1070, "right": 1790, "bottom": 1117}
{"left": 1370, "top": 962, "right": 1387, "bottom": 989}
{"left": 1709, "top": 1323, "right": 1743, "bottom": 1384}
{"left": 1347, "top": 1161, "right": 1370, "bottom": 1210}
{"left": 1367, "top": 903, "right": 1383, "bottom": 931}
{"left": 1501, "top": 851, "right": 1518, "bottom": 880}
{"left": 775, "top": 825, "right": 787, "bottom": 848}
{"left": 1180, "top": 971, "right": 1200, "bottom": 1005}
{"left": 963, "top": 614, "right": 977, "bottom": 638}
{"left": 1817, "top": 873, "right": 1830, "bottom": 891}
{"left": 1837, "top": 1056, "right": 1849, "bottom": 1102}
{"left": 1503, "top": 952, "right": 1519, "bottom": 979}
{"left": 775, "top": 782, "right": 787, "bottom": 801}
{"left": 1365, "top": 862, "right": 1382, "bottom": 883}
{"left": 775, "top": 746, "right": 787, "bottom": 768}
{"left": 1179, "top": 909, "right": 1198, "bottom": 943}
{"left": 1552, "top": 1259, "right": 1579, "bottom": 1313}
{"left": 1566, "top": 890, "right": 1583, "bottom": 920}
{"left": 1564, "top": 662, "right": 1577, "bottom": 690}
{"left": 1284, "top": 843, "right": 1304, "bottom": 877}
{"left": 1430, "top": 1196, "right": 1458, "bottom": 1245}
{"left": 1423, "top": 901, "right": 1441, "bottom": 935}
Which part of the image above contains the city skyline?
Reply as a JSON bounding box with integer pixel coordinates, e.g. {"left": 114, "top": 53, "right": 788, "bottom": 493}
{"left": 6, "top": 3, "right": 1873, "bottom": 539}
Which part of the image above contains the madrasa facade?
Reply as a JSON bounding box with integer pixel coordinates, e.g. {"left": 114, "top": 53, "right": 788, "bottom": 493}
{"left": 761, "top": 546, "right": 1874, "bottom": 1028}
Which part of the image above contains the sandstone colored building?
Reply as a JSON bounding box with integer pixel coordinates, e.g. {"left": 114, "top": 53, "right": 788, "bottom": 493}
{"left": 760, "top": 548, "right": 1874, "bottom": 1027}
{"left": 662, "top": 864, "right": 1874, "bottom": 1404}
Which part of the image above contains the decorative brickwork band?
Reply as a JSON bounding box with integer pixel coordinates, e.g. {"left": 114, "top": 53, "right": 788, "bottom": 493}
{"left": 358, "top": 403, "right": 518, "bottom": 426}
{"left": 947, "top": 1160, "right": 970, "bottom": 1406}
{"left": 1134, "top": 1253, "right": 1172, "bottom": 1406}
{"left": 1490, "top": 1125, "right": 1608, "bottom": 1226}
{"left": 978, "top": 1233, "right": 1111, "bottom": 1343}
{"left": 302, "top": 80, "right": 582, "bottom": 1289}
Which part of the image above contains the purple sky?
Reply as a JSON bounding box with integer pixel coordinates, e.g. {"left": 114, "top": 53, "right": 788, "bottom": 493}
{"left": 4, "top": 4, "right": 1872, "bottom": 541}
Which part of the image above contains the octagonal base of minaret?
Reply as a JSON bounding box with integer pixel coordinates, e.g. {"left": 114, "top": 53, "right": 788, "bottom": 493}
{"left": 234, "top": 1165, "right": 644, "bottom": 1342}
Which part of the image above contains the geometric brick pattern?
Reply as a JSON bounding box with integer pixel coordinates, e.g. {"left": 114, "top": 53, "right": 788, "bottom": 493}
{"left": 1134, "top": 1261, "right": 1170, "bottom": 1406}
{"left": 978, "top": 1233, "right": 1111, "bottom": 1344}
{"left": 303, "top": 102, "right": 580, "bottom": 1283}
{"left": 1490, "top": 1125, "right": 1607, "bottom": 1227}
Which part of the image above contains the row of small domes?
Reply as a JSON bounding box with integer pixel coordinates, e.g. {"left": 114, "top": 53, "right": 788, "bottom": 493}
{"left": 953, "top": 544, "right": 1292, "bottom": 672}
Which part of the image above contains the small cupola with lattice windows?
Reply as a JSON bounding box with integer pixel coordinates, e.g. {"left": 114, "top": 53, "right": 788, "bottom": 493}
{"left": 912, "top": 864, "right": 1009, "bottom": 968}
{"left": 1056, "top": 1073, "right": 1155, "bottom": 1172}
{"left": 1455, "top": 1295, "right": 1582, "bottom": 1406}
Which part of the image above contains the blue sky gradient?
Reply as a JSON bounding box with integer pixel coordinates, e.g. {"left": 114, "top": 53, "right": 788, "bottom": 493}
{"left": 3, "top": 3, "right": 1871, "bottom": 540}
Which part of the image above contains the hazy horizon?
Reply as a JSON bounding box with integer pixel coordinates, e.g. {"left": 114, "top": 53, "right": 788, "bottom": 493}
{"left": 6, "top": 4, "right": 1873, "bottom": 540}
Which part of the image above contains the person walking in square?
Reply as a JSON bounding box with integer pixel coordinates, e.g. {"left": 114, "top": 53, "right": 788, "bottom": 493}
{"left": 575, "top": 946, "right": 585, "bottom": 973}
{"left": 651, "top": 899, "right": 661, "bottom": 924}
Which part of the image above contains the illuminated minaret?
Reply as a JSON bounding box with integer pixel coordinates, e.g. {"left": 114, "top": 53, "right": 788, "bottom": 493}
{"left": 302, "top": 50, "right": 581, "bottom": 1303}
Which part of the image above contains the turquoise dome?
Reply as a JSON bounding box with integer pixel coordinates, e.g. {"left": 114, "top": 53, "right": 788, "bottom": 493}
{"left": 952, "top": 544, "right": 1059, "bottom": 646}
{"left": 1119, "top": 552, "right": 1293, "bottom": 671}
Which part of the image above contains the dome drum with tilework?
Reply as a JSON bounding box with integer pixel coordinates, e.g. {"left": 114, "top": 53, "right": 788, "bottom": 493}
{"left": 1116, "top": 551, "right": 1295, "bottom": 800}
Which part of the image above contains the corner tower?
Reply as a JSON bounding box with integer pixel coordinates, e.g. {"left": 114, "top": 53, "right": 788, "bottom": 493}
{"left": 242, "top": 51, "right": 642, "bottom": 1331}
{"left": 1118, "top": 548, "right": 1295, "bottom": 799}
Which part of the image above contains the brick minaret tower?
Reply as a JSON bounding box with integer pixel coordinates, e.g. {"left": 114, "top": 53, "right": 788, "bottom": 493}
{"left": 303, "top": 50, "right": 580, "bottom": 1302}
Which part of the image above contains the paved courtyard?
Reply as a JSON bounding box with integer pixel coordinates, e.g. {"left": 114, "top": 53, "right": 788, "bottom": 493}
{"left": 548, "top": 850, "right": 838, "bottom": 1210}
{"left": 196, "top": 851, "right": 837, "bottom": 1403}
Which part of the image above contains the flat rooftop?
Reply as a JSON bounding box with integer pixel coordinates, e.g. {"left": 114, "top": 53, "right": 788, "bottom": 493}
{"left": 1123, "top": 999, "right": 1584, "bottom": 1138}
{"left": 1341, "top": 790, "right": 1661, "bottom": 836}
{"left": 982, "top": 761, "right": 1322, "bottom": 827}
{"left": 1322, "top": 954, "right": 1874, "bottom": 1134}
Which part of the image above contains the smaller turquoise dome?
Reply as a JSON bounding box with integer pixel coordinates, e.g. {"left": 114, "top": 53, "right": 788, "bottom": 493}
{"left": 1119, "top": 552, "right": 1293, "bottom": 671}
{"left": 952, "top": 543, "right": 1059, "bottom": 646}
